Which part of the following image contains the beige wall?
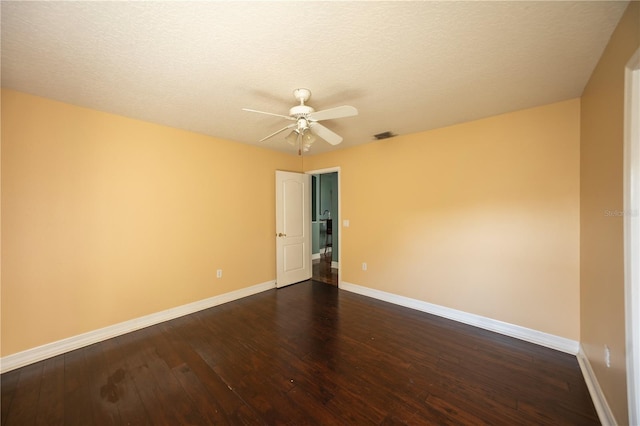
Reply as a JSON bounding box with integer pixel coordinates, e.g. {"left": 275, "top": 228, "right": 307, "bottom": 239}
{"left": 304, "top": 99, "right": 581, "bottom": 340}
{"left": 580, "top": 2, "right": 640, "bottom": 424}
{"left": 1, "top": 89, "right": 301, "bottom": 356}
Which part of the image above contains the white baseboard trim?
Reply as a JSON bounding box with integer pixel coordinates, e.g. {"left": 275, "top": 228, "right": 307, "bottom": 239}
{"left": 0, "top": 280, "right": 276, "bottom": 374}
{"left": 312, "top": 253, "right": 321, "bottom": 260}
{"left": 331, "top": 261, "right": 339, "bottom": 269}
{"left": 576, "top": 345, "right": 617, "bottom": 426}
{"left": 339, "top": 281, "right": 579, "bottom": 355}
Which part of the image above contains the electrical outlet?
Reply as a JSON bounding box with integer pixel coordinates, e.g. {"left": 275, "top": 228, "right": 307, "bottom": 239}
{"left": 362, "top": 262, "right": 367, "bottom": 271}
{"left": 605, "top": 345, "right": 611, "bottom": 368}
{"left": 216, "top": 269, "right": 223, "bottom": 279}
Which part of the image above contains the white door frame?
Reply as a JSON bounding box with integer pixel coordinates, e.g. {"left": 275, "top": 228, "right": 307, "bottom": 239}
{"left": 624, "top": 47, "right": 640, "bottom": 426}
{"left": 306, "top": 167, "right": 341, "bottom": 287}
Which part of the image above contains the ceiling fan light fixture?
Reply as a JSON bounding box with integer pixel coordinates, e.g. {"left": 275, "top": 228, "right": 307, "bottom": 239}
{"left": 285, "top": 130, "right": 298, "bottom": 146}
{"left": 302, "top": 130, "right": 316, "bottom": 147}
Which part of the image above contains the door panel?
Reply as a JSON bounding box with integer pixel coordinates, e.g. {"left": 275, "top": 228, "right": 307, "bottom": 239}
{"left": 284, "top": 180, "right": 304, "bottom": 237}
{"left": 284, "top": 244, "right": 304, "bottom": 270}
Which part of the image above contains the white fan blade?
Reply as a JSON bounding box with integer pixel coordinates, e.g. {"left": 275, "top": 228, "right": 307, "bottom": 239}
{"left": 310, "top": 122, "right": 343, "bottom": 145}
{"left": 242, "top": 108, "right": 295, "bottom": 121}
{"left": 259, "top": 123, "right": 296, "bottom": 142}
{"left": 307, "top": 105, "right": 358, "bottom": 121}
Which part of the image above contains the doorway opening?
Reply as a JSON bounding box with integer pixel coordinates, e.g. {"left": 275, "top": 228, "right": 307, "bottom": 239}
{"left": 308, "top": 168, "right": 340, "bottom": 286}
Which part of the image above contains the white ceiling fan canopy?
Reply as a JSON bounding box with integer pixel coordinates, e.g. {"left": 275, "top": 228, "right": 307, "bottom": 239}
{"left": 293, "top": 88, "right": 311, "bottom": 103}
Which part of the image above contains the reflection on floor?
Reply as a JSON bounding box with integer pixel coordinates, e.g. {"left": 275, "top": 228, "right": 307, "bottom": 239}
{"left": 312, "top": 257, "right": 337, "bottom": 286}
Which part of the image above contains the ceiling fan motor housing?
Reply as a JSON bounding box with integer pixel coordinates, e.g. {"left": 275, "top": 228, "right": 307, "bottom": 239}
{"left": 289, "top": 104, "right": 314, "bottom": 118}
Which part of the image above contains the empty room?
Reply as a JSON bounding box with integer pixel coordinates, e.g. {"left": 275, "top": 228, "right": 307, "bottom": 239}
{"left": 1, "top": 1, "right": 639, "bottom": 425}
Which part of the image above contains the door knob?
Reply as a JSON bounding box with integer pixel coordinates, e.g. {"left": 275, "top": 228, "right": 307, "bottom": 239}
{"left": 277, "top": 233, "right": 287, "bottom": 237}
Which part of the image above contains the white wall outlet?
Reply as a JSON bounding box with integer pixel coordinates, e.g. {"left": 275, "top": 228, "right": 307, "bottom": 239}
{"left": 343, "top": 219, "right": 350, "bottom": 227}
{"left": 362, "top": 262, "right": 367, "bottom": 271}
{"left": 216, "top": 269, "right": 223, "bottom": 279}
{"left": 605, "top": 345, "right": 611, "bottom": 368}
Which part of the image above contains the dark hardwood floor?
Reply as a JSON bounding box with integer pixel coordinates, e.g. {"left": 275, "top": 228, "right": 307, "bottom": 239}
{"left": 1, "top": 281, "right": 598, "bottom": 425}
{"left": 312, "top": 258, "right": 337, "bottom": 286}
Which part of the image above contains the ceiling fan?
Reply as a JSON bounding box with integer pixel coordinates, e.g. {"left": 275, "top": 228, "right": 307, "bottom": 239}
{"left": 243, "top": 88, "right": 358, "bottom": 155}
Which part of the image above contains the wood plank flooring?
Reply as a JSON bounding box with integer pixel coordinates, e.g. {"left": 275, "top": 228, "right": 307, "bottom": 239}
{"left": 312, "top": 258, "right": 337, "bottom": 286}
{"left": 1, "top": 281, "right": 599, "bottom": 425}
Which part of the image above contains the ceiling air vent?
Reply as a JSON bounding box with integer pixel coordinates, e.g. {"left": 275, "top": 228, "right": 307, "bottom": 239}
{"left": 373, "top": 131, "right": 397, "bottom": 140}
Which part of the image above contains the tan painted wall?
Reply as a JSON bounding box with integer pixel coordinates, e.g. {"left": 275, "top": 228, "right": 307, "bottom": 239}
{"left": 1, "top": 89, "right": 301, "bottom": 356}
{"left": 580, "top": 2, "right": 640, "bottom": 423}
{"left": 304, "top": 99, "right": 581, "bottom": 340}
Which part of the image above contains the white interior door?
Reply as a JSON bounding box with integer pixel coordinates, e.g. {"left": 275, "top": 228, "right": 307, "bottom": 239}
{"left": 276, "top": 171, "right": 311, "bottom": 288}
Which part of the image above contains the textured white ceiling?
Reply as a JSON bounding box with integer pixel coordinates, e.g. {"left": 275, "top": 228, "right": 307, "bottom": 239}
{"left": 1, "top": 1, "right": 629, "bottom": 155}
